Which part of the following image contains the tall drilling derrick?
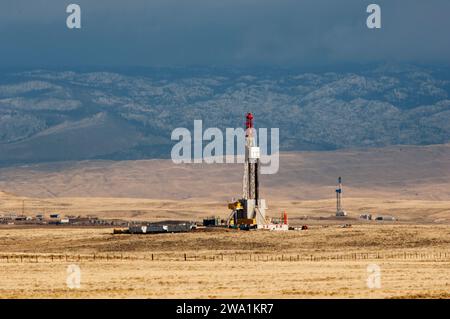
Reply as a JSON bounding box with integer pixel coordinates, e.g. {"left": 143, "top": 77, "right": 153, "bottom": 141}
{"left": 335, "top": 176, "right": 347, "bottom": 217}
{"left": 227, "top": 113, "right": 267, "bottom": 228}
{"left": 242, "top": 113, "right": 258, "bottom": 201}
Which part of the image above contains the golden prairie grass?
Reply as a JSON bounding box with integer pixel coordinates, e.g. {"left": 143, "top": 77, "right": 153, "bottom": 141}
{"left": 0, "top": 224, "right": 449, "bottom": 298}
{"left": 1, "top": 259, "right": 449, "bottom": 299}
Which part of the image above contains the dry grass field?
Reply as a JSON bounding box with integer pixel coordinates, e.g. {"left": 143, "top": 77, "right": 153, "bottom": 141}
{"left": 0, "top": 145, "right": 449, "bottom": 298}
{"left": 0, "top": 225, "right": 449, "bottom": 298}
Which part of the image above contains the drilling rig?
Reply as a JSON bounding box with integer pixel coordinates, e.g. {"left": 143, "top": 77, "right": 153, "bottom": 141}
{"left": 226, "top": 113, "right": 288, "bottom": 230}
{"left": 335, "top": 176, "right": 347, "bottom": 217}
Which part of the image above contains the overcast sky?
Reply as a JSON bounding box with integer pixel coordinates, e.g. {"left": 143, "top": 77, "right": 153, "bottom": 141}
{"left": 1, "top": 0, "right": 450, "bottom": 68}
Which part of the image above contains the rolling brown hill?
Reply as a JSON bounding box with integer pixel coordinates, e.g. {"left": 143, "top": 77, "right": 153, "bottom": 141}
{"left": 0, "top": 113, "right": 143, "bottom": 164}
{"left": 0, "top": 144, "right": 449, "bottom": 201}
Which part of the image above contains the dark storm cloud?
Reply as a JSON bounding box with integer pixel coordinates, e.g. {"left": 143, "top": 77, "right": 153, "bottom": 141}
{"left": 1, "top": 0, "right": 450, "bottom": 67}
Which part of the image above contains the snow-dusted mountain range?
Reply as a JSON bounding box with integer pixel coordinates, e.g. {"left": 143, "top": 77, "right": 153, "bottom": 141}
{"left": 0, "top": 64, "right": 449, "bottom": 165}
